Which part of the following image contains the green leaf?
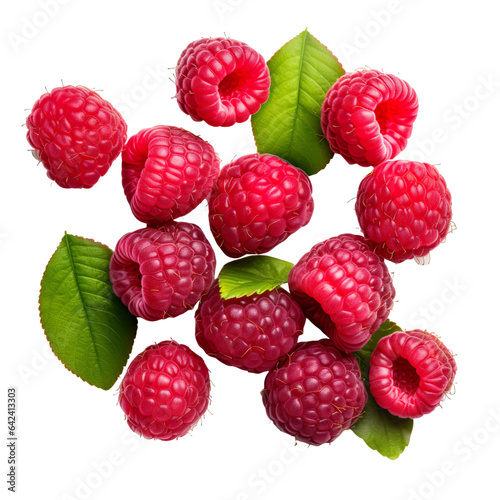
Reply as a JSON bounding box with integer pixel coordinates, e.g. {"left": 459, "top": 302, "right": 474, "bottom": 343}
{"left": 351, "top": 393, "right": 413, "bottom": 460}
{"left": 218, "top": 255, "right": 293, "bottom": 299}
{"left": 351, "top": 320, "right": 413, "bottom": 460}
{"left": 251, "top": 29, "right": 345, "bottom": 175}
{"left": 39, "top": 233, "right": 137, "bottom": 390}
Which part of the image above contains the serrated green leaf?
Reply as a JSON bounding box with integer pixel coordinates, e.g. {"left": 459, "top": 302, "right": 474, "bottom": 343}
{"left": 218, "top": 255, "right": 293, "bottom": 299}
{"left": 251, "top": 29, "right": 345, "bottom": 175}
{"left": 351, "top": 319, "right": 413, "bottom": 459}
{"left": 39, "top": 233, "right": 137, "bottom": 390}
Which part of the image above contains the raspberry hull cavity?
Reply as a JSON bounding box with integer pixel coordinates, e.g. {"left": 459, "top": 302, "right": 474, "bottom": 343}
{"left": 321, "top": 70, "right": 418, "bottom": 166}
{"left": 262, "top": 339, "right": 368, "bottom": 445}
{"left": 119, "top": 341, "right": 210, "bottom": 440}
{"left": 195, "top": 280, "right": 305, "bottom": 373}
{"left": 355, "top": 160, "right": 452, "bottom": 263}
{"left": 109, "top": 222, "right": 216, "bottom": 321}
{"left": 122, "top": 125, "right": 220, "bottom": 225}
{"left": 26, "top": 85, "right": 127, "bottom": 188}
{"left": 175, "top": 37, "right": 271, "bottom": 127}
{"left": 288, "top": 233, "right": 395, "bottom": 352}
{"left": 369, "top": 329, "right": 457, "bottom": 418}
{"left": 208, "top": 153, "right": 314, "bottom": 257}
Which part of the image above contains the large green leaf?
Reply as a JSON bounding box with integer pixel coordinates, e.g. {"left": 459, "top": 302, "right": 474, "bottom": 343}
{"left": 39, "top": 233, "right": 137, "bottom": 390}
{"left": 218, "top": 255, "right": 293, "bottom": 299}
{"left": 251, "top": 29, "right": 345, "bottom": 175}
{"left": 351, "top": 320, "right": 414, "bottom": 460}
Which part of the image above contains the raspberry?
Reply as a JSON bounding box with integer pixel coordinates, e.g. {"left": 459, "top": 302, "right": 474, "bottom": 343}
{"left": 208, "top": 154, "right": 314, "bottom": 257}
{"left": 109, "top": 222, "right": 216, "bottom": 321}
{"left": 321, "top": 70, "right": 418, "bottom": 167}
{"left": 175, "top": 37, "right": 270, "bottom": 127}
{"left": 288, "top": 234, "right": 395, "bottom": 352}
{"left": 119, "top": 340, "right": 210, "bottom": 440}
{"left": 122, "top": 125, "right": 220, "bottom": 225}
{"left": 369, "top": 330, "right": 457, "bottom": 418}
{"left": 26, "top": 85, "right": 127, "bottom": 188}
{"left": 195, "top": 280, "right": 305, "bottom": 373}
{"left": 262, "top": 339, "right": 367, "bottom": 445}
{"left": 355, "top": 160, "right": 453, "bottom": 263}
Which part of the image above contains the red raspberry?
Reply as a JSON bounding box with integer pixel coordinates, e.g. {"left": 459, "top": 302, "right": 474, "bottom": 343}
{"left": 122, "top": 125, "right": 220, "bottom": 225}
{"left": 288, "top": 234, "right": 395, "bottom": 352}
{"left": 109, "top": 222, "right": 216, "bottom": 321}
{"left": 321, "top": 70, "right": 418, "bottom": 167}
{"left": 208, "top": 154, "right": 314, "bottom": 258}
{"left": 175, "top": 37, "right": 270, "bottom": 127}
{"left": 355, "top": 160, "right": 453, "bottom": 263}
{"left": 119, "top": 340, "right": 210, "bottom": 441}
{"left": 195, "top": 280, "right": 305, "bottom": 373}
{"left": 369, "top": 329, "right": 457, "bottom": 418}
{"left": 26, "top": 85, "right": 127, "bottom": 188}
{"left": 262, "top": 339, "right": 368, "bottom": 446}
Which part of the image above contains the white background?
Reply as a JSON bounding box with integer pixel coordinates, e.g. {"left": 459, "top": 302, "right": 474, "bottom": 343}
{"left": 2, "top": 0, "right": 500, "bottom": 499}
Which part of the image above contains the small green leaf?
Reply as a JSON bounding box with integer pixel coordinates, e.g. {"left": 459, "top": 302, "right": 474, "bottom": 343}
{"left": 351, "top": 320, "right": 413, "bottom": 459}
{"left": 251, "top": 29, "right": 345, "bottom": 175}
{"left": 218, "top": 255, "right": 293, "bottom": 299}
{"left": 351, "top": 393, "right": 413, "bottom": 460}
{"left": 39, "top": 233, "right": 137, "bottom": 390}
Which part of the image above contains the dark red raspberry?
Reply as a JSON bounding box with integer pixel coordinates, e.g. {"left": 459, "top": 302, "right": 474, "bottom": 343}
{"left": 195, "top": 280, "right": 305, "bottom": 373}
{"left": 321, "top": 70, "right": 418, "bottom": 167}
{"left": 355, "top": 160, "right": 453, "bottom": 263}
{"left": 369, "top": 329, "right": 457, "bottom": 418}
{"left": 119, "top": 340, "right": 210, "bottom": 441}
{"left": 175, "top": 37, "right": 270, "bottom": 127}
{"left": 262, "top": 339, "right": 367, "bottom": 446}
{"left": 208, "top": 154, "right": 314, "bottom": 258}
{"left": 26, "top": 85, "right": 127, "bottom": 188}
{"left": 109, "top": 222, "right": 216, "bottom": 321}
{"left": 288, "top": 234, "right": 395, "bottom": 352}
{"left": 121, "top": 125, "right": 220, "bottom": 225}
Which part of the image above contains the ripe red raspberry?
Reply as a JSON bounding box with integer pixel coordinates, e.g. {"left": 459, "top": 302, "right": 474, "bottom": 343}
{"left": 109, "top": 222, "right": 216, "bottom": 321}
{"left": 355, "top": 160, "right": 453, "bottom": 263}
{"left": 26, "top": 85, "right": 127, "bottom": 188}
{"left": 209, "top": 154, "right": 314, "bottom": 258}
{"left": 262, "top": 339, "right": 367, "bottom": 446}
{"left": 122, "top": 125, "right": 220, "bottom": 225}
{"left": 175, "top": 37, "right": 270, "bottom": 127}
{"left": 369, "top": 329, "right": 457, "bottom": 418}
{"left": 119, "top": 340, "right": 210, "bottom": 441}
{"left": 195, "top": 280, "right": 305, "bottom": 373}
{"left": 288, "top": 234, "right": 395, "bottom": 352}
{"left": 321, "top": 70, "right": 418, "bottom": 167}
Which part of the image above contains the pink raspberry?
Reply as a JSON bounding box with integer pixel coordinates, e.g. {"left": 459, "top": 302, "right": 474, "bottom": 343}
{"left": 26, "top": 85, "right": 127, "bottom": 188}
{"left": 288, "top": 234, "right": 395, "bottom": 352}
{"left": 321, "top": 70, "right": 418, "bottom": 167}
{"left": 122, "top": 125, "right": 220, "bottom": 225}
{"left": 209, "top": 154, "right": 314, "bottom": 258}
{"left": 355, "top": 160, "right": 453, "bottom": 263}
{"left": 175, "top": 37, "right": 270, "bottom": 127}
{"left": 109, "top": 222, "right": 216, "bottom": 321}
{"left": 119, "top": 340, "right": 210, "bottom": 440}
{"left": 195, "top": 280, "right": 305, "bottom": 373}
{"left": 369, "top": 329, "right": 457, "bottom": 418}
{"left": 262, "top": 339, "right": 368, "bottom": 446}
